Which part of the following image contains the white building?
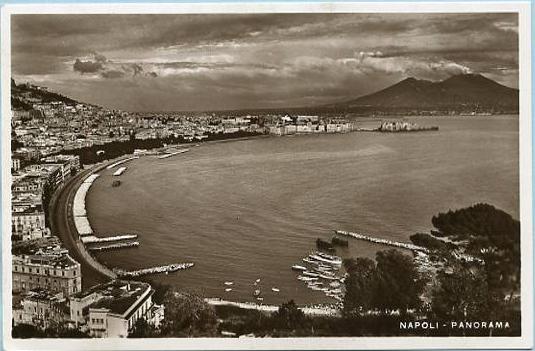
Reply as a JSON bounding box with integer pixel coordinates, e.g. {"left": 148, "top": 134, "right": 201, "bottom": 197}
{"left": 70, "top": 280, "right": 164, "bottom": 338}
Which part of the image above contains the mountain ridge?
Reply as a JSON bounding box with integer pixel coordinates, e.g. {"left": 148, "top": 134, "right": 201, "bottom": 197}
{"left": 323, "top": 73, "right": 519, "bottom": 112}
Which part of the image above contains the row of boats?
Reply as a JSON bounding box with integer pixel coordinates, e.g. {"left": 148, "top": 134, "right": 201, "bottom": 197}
{"left": 291, "top": 251, "right": 346, "bottom": 302}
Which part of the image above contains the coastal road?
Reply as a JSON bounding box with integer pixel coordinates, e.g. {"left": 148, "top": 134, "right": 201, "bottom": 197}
{"left": 49, "top": 166, "right": 116, "bottom": 289}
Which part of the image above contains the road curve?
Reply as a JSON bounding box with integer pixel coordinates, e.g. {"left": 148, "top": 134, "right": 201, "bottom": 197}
{"left": 49, "top": 165, "right": 117, "bottom": 289}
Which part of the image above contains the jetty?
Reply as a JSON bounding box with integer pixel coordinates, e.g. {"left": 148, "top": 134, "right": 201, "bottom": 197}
{"left": 335, "top": 230, "right": 429, "bottom": 253}
{"left": 106, "top": 156, "right": 138, "bottom": 170}
{"left": 88, "top": 241, "right": 140, "bottom": 251}
{"left": 81, "top": 234, "right": 138, "bottom": 244}
{"left": 157, "top": 148, "right": 189, "bottom": 159}
{"left": 113, "top": 166, "right": 127, "bottom": 176}
{"left": 115, "top": 262, "right": 194, "bottom": 278}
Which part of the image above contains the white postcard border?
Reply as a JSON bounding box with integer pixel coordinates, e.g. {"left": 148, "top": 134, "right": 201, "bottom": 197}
{"left": 1, "top": 2, "right": 532, "bottom": 350}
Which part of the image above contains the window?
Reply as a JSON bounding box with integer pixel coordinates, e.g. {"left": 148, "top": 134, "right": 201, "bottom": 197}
{"left": 14, "top": 266, "right": 17, "bottom": 272}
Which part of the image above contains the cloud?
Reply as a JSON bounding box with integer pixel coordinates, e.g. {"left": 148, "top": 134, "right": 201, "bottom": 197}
{"left": 132, "top": 63, "right": 143, "bottom": 76}
{"left": 356, "top": 55, "right": 472, "bottom": 80}
{"left": 73, "top": 58, "right": 103, "bottom": 74}
{"left": 72, "top": 54, "right": 160, "bottom": 79}
{"left": 93, "top": 52, "right": 108, "bottom": 63}
{"left": 100, "top": 70, "right": 125, "bottom": 79}
{"left": 13, "top": 13, "right": 519, "bottom": 110}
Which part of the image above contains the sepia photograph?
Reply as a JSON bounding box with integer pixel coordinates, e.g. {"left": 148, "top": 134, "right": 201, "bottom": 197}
{"left": 1, "top": 2, "right": 532, "bottom": 350}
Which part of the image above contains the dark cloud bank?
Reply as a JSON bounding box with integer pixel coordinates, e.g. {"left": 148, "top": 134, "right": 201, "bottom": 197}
{"left": 12, "top": 13, "right": 518, "bottom": 111}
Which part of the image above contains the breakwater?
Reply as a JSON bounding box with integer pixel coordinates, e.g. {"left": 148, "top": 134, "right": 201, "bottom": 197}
{"left": 334, "top": 230, "right": 429, "bottom": 253}
{"left": 81, "top": 234, "right": 138, "bottom": 244}
{"left": 106, "top": 156, "right": 139, "bottom": 170}
{"left": 157, "top": 148, "right": 190, "bottom": 159}
{"left": 88, "top": 241, "right": 140, "bottom": 251}
{"left": 115, "top": 262, "right": 195, "bottom": 278}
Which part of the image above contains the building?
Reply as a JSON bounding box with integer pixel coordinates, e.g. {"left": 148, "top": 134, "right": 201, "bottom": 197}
{"left": 41, "top": 154, "right": 81, "bottom": 182}
{"left": 12, "top": 157, "right": 22, "bottom": 172}
{"left": 12, "top": 289, "right": 68, "bottom": 329}
{"left": 11, "top": 202, "right": 48, "bottom": 241}
{"left": 70, "top": 280, "right": 164, "bottom": 338}
{"left": 12, "top": 253, "right": 82, "bottom": 297}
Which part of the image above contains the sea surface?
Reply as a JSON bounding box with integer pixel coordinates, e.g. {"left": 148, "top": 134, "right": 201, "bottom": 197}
{"left": 85, "top": 115, "right": 519, "bottom": 305}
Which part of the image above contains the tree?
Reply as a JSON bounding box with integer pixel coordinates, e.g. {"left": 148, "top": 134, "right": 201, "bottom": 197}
{"left": 431, "top": 204, "right": 520, "bottom": 294}
{"left": 160, "top": 290, "right": 217, "bottom": 337}
{"left": 409, "top": 233, "right": 448, "bottom": 251}
{"left": 431, "top": 263, "right": 494, "bottom": 321}
{"left": 343, "top": 250, "right": 425, "bottom": 314}
{"left": 373, "top": 249, "right": 426, "bottom": 312}
{"left": 12, "top": 323, "right": 44, "bottom": 338}
{"left": 272, "top": 300, "right": 307, "bottom": 331}
{"left": 343, "top": 257, "right": 377, "bottom": 314}
{"left": 129, "top": 318, "right": 158, "bottom": 338}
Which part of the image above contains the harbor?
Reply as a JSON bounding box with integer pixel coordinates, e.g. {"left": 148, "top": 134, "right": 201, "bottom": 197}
{"left": 334, "top": 230, "right": 429, "bottom": 253}
{"left": 114, "top": 262, "right": 195, "bottom": 278}
{"left": 290, "top": 251, "right": 346, "bottom": 303}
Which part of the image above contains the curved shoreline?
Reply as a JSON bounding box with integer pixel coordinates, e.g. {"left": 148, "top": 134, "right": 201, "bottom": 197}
{"left": 50, "top": 159, "right": 124, "bottom": 288}
{"left": 60, "top": 137, "right": 268, "bottom": 287}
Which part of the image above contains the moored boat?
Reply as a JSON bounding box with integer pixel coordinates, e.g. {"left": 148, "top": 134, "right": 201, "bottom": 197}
{"left": 303, "top": 271, "right": 320, "bottom": 278}
{"left": 291, "top": 264, "right": 307, "bottom": 271}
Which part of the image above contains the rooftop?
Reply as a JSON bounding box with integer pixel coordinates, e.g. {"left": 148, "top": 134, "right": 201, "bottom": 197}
{"left": 76, "top": 280, "right": 152, "bottom": 316}
{"left": 14, "top": 253, "right": 80, "bottom": 270}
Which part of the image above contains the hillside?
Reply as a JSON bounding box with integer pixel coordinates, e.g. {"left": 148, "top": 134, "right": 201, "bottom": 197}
{"left": 323, "top": 74, "right": 519, "bottom": 113}
{"left": 11, "top": 79, "right": 78, "bottom": 110}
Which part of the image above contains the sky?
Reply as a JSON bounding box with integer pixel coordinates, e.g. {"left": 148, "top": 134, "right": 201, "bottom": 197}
{"left": 11, "top": 13, "right": 518, "bottom": 112}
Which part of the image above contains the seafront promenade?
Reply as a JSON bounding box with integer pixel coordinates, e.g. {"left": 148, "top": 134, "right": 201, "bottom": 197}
{"left": 49, "top": 161, "right": 120, "bottom": 288}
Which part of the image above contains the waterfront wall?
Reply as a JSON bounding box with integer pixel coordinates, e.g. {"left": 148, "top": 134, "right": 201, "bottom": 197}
{"left": 73, "top": 174, "right": 99, "bottom": 236}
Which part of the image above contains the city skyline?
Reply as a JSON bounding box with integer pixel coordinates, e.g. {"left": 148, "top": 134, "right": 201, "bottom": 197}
{"left": 12, "top": 13, "right": 518, "bottom": 111}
